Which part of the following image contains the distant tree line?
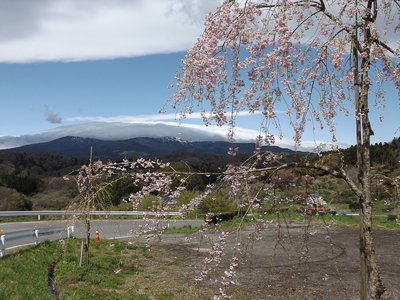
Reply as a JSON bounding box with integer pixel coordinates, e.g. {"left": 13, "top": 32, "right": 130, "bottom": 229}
{"left": 329, "top": 138, "right": 400, "bottom": 166}
{"left": 0, "top": 171, "right": 44, "bottom": 196}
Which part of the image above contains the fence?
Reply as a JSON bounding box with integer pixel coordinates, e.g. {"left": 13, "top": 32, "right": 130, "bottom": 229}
{"left": 0, "top": 225, "right": 74, "bottom": 257}
{"left": 0, "top": 210, "right": 185, "bottom": 257}
{"left": 0, "top": 210, "right": 183, "bottom": 220}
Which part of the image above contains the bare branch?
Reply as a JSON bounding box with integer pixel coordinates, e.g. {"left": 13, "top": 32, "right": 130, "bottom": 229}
{"left": 372, "top": 38, "right": 398, "bottom": 55}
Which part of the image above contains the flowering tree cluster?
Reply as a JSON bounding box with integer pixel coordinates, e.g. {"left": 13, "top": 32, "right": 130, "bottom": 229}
{"left": 66, "top": 152, "right": 358, "bottom": 298}
{"left": 168, "top": 0, "right": 398, "bottom": 146}
{"left": 162, "top": 1, "right": 399, "bottom": 299}
{"left": 65, "top": 1, "right": 398, "bottom": 298}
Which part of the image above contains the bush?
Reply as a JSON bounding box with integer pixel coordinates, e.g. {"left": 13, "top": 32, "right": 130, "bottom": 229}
{"left": 0, "top": 187, "right": 33, "bottom": 211}
{"left": 198, "top": 190, "right": 235, "bottom": 214}
{"left": 387, "top": 214, "right": 397, "bottom": 221}
{"left": 139, "top": 195, "right": 158, "bottom": 211}
{"left": 176, "top": 190, "right": 199, "bottom": 206}
{"left": 205, "top": 211, "right": 237, "bottom": 224}
{"left": 0, "top": 172, "right": 44, "bottom": 195}
{"left": 349, "top": 201, "right": 360, "bottom": 211}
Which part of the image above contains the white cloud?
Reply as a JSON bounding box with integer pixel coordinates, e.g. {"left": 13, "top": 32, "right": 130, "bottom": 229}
{"left": 44, "top": 104, "right": 63, "bottom": 124}
{"left": 0, "top": 0, "right": 223, "bottom": 63}
{"left": 65, "top": 113, "right": 198, "bottom": 123}
{"left": 0, "top": 121, "right": 344, "bottom": 152}
{"left": 64, "top": 111, "right": 268, "bottom": 123}
{"left": 0, "top": 0, "right": 396, "bottom": 63}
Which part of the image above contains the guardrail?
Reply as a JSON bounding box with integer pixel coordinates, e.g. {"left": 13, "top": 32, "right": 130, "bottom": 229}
{"left": 0, "top": 210, "right": 183, "bottom": 220}
{"left": 0, "top": 210, "right": 183, "bottom": 257}
{"left": 0, "top": 225, "right": 74, "bottom": 257}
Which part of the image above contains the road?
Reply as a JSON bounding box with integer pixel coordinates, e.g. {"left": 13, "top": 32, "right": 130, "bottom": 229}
{"left": 0, "top": 218, "right": 204, "bottom": 255}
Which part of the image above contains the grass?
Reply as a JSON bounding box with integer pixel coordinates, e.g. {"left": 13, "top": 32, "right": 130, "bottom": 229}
{"left": 164, "top": 224, "right": 198, "bottom": 233}
{"left": 0, "top": 240, "right": 63, "bottom": 300}
{"left": 332, "top": 203, "right": 351, "bottom": 210}
{"left": 0, "top": 238, "right": 153, "bottom": 300}
{"left": 53, "top": 239, "right": 215, "bottom": 299}
{"left": 54, "top": 239, "right": 149, "bottom": 299}
{"left": 0, "top": 236, "right": 216, "bottom": 299}
{"left": 162, "top": 208, "right": 399, "bottom": 231}
{"left": 209, "top": 210, "right": 400, "bottom": 230}
{"left": 371, "top": 200, "right": 398, "bottom": 215}
{"left": 0, "top": 212, "right": 398, "bottom": 300}
{"left": 0, "top": 215, "right": 65, "bottom": 223}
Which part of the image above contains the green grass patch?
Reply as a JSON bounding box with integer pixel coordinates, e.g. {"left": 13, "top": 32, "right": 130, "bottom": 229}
{"left": 136, "top": 296, "right": 152, "bottom": 300}
{"left": 53, "top": 239, "right": 199, "bottom": 299}
{"left": 0, "top": 215, "right": 65, "bottom": 223}
{"left": 372, "top": 201, "right": 398, "bottom": 214}
{"left": 1, "top": 212, "right": 397, "bottom": 300}
{"left": 142, "top": 252, "right": 152, "bottom": 258}
{"left": 55, "top": 239, "right": 149, "bottom": 299}
{"left": 332, "top": 203, "right": 350, "bottom": 210}
{"left": 155, "top": 292, "right": 175, "bottom": 300}
{"left": 164, "top": 224, "right": 200, "bottom": 233}
{"left": 0, "top": 239, "right": 63, "bottom": 300}
{"left": 210, "top": 211, "right": 399, "bottom": 230}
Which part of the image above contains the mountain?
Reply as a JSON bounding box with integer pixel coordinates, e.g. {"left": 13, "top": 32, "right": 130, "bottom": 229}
{"left": 0, "top": 122, "right": 319, "bottom": 152}
{"left": 4, "top": 136, "right": 296, "bottom": 159}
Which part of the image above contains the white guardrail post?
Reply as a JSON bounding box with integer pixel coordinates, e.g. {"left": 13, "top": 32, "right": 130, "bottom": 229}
{"left": 67, "top": 225, "right": 74, "bottom": 238}
{"left": 34, "top": 226, "right": 39, "bottom": 245}
{"left": 0, "top": 210, "right": 182, "bottom": 257}
{"left": 0, "top": 210, "right": 183, "bottom": 217}
{"left": 0, "top": 226, "right": 74, "bottom": 257}
{"left": 0, "top": 231, "right": 5, "bottom": 257}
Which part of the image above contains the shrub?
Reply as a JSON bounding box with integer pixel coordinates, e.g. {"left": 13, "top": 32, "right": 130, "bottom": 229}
{"left": 198, "top": 189, "right": 235, "bottom": 213}
{"left": 387, "top": 214, "right": 397, "bottom": 221}
{"left": 176, "top": 190, "right": 199, "bottom": 206}
{"left": 349, "top": 201, "right": 360, "bottom": 211}
{"left": 205, "top": 211, "right": 237, "bottom": 224}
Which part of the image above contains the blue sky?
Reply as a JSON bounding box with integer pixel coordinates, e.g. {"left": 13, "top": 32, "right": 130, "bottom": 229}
{"left": 0, "top": 54, "right": 184, "bottom": 135}
{"left": 0, "top": 0, "right": 398, "bottom": 151}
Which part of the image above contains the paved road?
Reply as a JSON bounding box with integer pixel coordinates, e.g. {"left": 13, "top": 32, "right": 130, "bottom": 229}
{"left": 0, "top": 219, "right": 204, "bottom": 255}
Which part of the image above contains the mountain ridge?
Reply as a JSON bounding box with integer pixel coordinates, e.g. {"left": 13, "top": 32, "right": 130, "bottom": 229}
{"left": 4, "top": 136, "right": 296, "bottom": 159}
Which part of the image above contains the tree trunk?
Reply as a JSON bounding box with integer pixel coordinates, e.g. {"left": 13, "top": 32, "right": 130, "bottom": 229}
{"left": 356, "top": 38, "right": 385, "bottom": 299}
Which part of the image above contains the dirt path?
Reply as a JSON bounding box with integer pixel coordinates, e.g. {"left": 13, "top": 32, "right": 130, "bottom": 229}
{"left": 135, "top": 224, "right": 400, "bottom": 299}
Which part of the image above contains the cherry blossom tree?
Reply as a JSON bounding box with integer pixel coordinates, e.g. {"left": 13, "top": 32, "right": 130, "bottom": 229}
{"left": 167, "top": 0, "right": 399, "bottom": 299}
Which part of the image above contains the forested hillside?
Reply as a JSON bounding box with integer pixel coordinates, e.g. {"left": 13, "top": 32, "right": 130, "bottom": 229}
{"left": 0, "top": 139, "right": 398, "bottom": 212}
{"left": 331, "top": 138, "right": 400, "bottom": 166}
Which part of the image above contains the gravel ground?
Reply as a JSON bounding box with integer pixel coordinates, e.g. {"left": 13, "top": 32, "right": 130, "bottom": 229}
{"left": 137, "top": 223, "right": 400, "bottom": 300}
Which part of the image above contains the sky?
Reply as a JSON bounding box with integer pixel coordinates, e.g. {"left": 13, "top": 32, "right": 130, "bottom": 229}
{"left": 0, "top": 0, "right": 398, "bottom": 151}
